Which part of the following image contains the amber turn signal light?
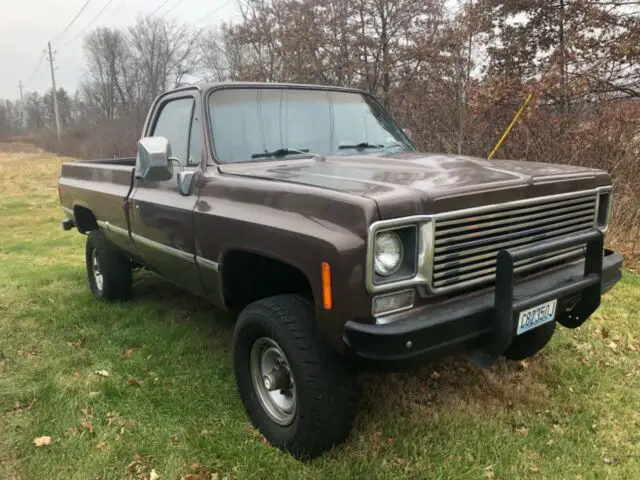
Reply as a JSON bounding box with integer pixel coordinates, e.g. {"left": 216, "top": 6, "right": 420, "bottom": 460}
{"left": 321, "top": 262, "right": 332, "bottom": 310}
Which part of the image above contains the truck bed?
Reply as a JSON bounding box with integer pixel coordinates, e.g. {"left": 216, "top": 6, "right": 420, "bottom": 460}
{"left": 58, "top": 157, "right": 136, "bottom": 239}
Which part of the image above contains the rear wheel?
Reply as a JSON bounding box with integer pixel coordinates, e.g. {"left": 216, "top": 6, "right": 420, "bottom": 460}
{"left": 86, "top": 230, "right": 132, "bottom": 301}
{"left": 233, "top": 294, "right": 357, "bottom": 459}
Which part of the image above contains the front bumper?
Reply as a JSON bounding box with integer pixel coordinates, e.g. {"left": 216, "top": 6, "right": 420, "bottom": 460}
{"left": 343, "top": 229, "right": 623, "bottom": 369}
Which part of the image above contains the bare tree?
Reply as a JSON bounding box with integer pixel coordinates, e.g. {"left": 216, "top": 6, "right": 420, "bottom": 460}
{"left": 128, "top": 16, "right": 201, "bottom": 104}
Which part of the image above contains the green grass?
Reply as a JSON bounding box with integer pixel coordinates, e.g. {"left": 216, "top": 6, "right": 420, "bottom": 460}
{"left": 1, "top": 146, "right": 639, "bottom": 479}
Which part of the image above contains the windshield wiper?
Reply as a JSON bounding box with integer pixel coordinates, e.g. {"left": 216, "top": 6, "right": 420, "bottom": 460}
{"left": 338, "top": 142, "right": 384, "bottom": 150}
{"left": 251, "top": 148, "right": 310, "bottom": 159}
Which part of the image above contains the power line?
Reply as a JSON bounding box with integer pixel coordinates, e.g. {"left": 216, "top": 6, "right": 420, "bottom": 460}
{"left": 108, "top": 0, "right": 127, "bottom": 19}
{"left": 194, "top": 0, "right": 234, "bottom": 23}
{"left": 52, "top": 0, "right": 92, "bottom": 44}
{"left": 149, "top": 0, "right": 171, "bottom": 16}
{"left": 64, "top": 0, "right": 115, "bottom": 46}
{"left": 161, "top": 0, "right": 187, "bottom": 17}
{"left": 26, "top": 51, "right": 47, "bottom": 83}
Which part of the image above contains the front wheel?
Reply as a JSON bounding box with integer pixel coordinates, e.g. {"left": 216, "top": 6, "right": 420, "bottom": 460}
{"left": 233, "top": 295, "right": 357, "bottom": 459}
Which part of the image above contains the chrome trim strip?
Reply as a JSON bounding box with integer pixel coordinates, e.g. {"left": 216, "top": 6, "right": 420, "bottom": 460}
{"left": 97, "top": 219, "right": 131, "bottom": 238}
{"left": 365, "top": 188, "right": 605, "bottom": 295}
{"left": 131, "top": 232, "right": 195, "bottom": 262}
{"left": 109, "top": 223, "right": 130, "bottom": 237}
{"left": 196, "top": 256, "right": 219, "bottom": 272}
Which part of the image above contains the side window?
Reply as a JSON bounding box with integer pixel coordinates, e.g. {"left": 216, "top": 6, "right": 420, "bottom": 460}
{"left": 152, "top": 97, "right": 194, "bottom": 166}
{"left": 187, "top": 110, "right": 201, "bottom": 166}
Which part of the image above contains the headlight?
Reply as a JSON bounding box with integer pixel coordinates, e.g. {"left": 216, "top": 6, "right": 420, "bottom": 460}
{"left": 374, "top": 231, "right": 403, "bottom": 276}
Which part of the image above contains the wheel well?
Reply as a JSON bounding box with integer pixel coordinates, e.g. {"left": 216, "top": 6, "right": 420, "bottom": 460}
{"left": 222, "top": 251, "right": 313, "bottom": 310}
{"left": 74, "top": 206, "right": 98, "bottom": 234}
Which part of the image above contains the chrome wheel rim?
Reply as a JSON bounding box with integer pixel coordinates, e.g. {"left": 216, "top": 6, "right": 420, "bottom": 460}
{"left": 250, "top": 337, "right": 296, "bottom": 426}
{"left": 92, "top": 249, "right": 103, "bottom": 291}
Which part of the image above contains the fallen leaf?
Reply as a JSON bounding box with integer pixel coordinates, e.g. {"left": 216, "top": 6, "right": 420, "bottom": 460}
{"left": 22, "top": 348, "right": 38, "bottom": 358}
{"left": 149, "top": 469, "right": 159, "bottom": 480}
{"left": 33, "top": 436, "right": 51, "bottom": 447}
{"left": 73, "top": 371, "right": 81, "bottom": 377}
{"left": 484, "top": 465, "right": 496, "bottom": 479}
{"left": 519, "top": 360, "right": 530, "bottom": 370}
{"left": 180, "top": 463, "right": 219, "bottom": 480}
{"left": 607, "top": 341, "right": 618, "bottom": 351}
{"left": 123, "top": 348, "right": 136, "bottom": 359}
{"left": 430, "top": 371, "right": 441, "bottom": 380}
{"left": 600, "top": 327, "right": 610, "bottom": 339}
{"left": 395, "top": 457, "right": 408, "bottom": 466}
{"left": 96, "top": 441, "right": 108, "bottom": 451}
{"left": 82, "top": 406, "right": 95, "bottom": 434}
{"left": 603, "top": 457, "right": 618, "bottom": 465}
{"left": 128, "top": 454, "right": 150, "bottom": 476}
{"left": 95, "top": 370, "right": 110, "bottom": 377}
{"left": 70, "top": 336, "right": 88, "bottom": 349}
{"left": 516, "top": 426, "right": 529, "bottom": 436}
{"left": 127, "top": 378, "right": 144, "bottom": 386}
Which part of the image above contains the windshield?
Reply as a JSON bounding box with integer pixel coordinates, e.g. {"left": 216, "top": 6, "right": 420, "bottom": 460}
{"left": 208, "top": 88, "right": 415, "bottom": 163}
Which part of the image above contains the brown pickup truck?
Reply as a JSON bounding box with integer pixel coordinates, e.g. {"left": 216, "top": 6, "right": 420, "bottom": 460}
{"left": 58, "top": 82, "right": 623, "bottom": 459}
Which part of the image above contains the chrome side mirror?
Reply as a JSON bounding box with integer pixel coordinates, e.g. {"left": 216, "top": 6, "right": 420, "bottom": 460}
{"left": 136, "top": 136, "right": 174, "bottom": 181}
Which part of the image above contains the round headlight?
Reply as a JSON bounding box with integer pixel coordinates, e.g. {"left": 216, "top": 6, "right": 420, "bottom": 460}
{"left": 374, "top": 231, "right": 403, "bottom": 276}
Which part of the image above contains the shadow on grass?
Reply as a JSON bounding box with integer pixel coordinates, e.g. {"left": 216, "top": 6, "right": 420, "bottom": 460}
{"left": 128, "top": 270, "right": 556, "bottom": 439}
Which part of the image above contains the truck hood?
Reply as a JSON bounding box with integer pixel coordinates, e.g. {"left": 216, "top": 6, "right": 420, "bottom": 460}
{"left": 219, "top": 152, "right": 610, "bottom": 219}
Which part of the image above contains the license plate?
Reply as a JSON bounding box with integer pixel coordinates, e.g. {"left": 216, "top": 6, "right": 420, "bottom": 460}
{"left": 517, "top": 299, "right": 557, "bottom": 335}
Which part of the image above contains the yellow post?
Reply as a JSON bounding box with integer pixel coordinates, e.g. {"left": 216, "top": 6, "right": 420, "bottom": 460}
{"left": 487, "top": 92, "right": 534, "bottom": 160}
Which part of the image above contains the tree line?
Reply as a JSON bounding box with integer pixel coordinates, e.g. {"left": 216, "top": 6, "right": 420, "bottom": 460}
{"left": 1, "top": 0, "right": 639, "bottom": 247}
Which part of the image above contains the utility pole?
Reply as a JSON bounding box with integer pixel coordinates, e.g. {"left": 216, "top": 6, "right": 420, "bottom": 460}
{"left": 559, "top": 0, "right": 568, "bottom": 115}
{"left": 17, "top": 80, "right": 25, "bottom": 130}
{"left": 47, "top": 41, "right": 61, "bottom": 142}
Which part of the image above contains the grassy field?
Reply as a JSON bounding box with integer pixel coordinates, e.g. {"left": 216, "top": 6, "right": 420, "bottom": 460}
{"left": 0, "top": 145, "right": 639, "bottom": 480}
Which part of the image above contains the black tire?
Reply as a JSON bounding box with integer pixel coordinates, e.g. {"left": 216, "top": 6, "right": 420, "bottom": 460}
{"left": 85, "top": 229, "right": 132, "bottom": 301}
{"left": 503, "top": 321, "right": 556, "bottom": 360}
{"left": 233, "top": 294, "right": 357, "bottom": 459}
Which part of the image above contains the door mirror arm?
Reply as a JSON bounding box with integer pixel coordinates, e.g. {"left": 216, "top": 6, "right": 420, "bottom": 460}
{"left": 168, "top": 156, "right": 184, "bottom": 172}
{"left": 176, "top": 170, "right": 196, "bottom": 196}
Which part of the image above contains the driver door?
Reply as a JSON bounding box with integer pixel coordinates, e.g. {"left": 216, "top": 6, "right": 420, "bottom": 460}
{"left": 129, "top": 91, "right": 204, "bottom": 295}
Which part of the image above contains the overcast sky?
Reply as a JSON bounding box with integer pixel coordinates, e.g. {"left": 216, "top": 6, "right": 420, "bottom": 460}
{"left": 0, "top": 0, "right": 239, "bottom": 100}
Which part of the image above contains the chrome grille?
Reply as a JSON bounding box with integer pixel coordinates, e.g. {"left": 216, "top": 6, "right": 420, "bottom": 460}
{"left": 431, "top": 192, "right": 597, "bottom": 292}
